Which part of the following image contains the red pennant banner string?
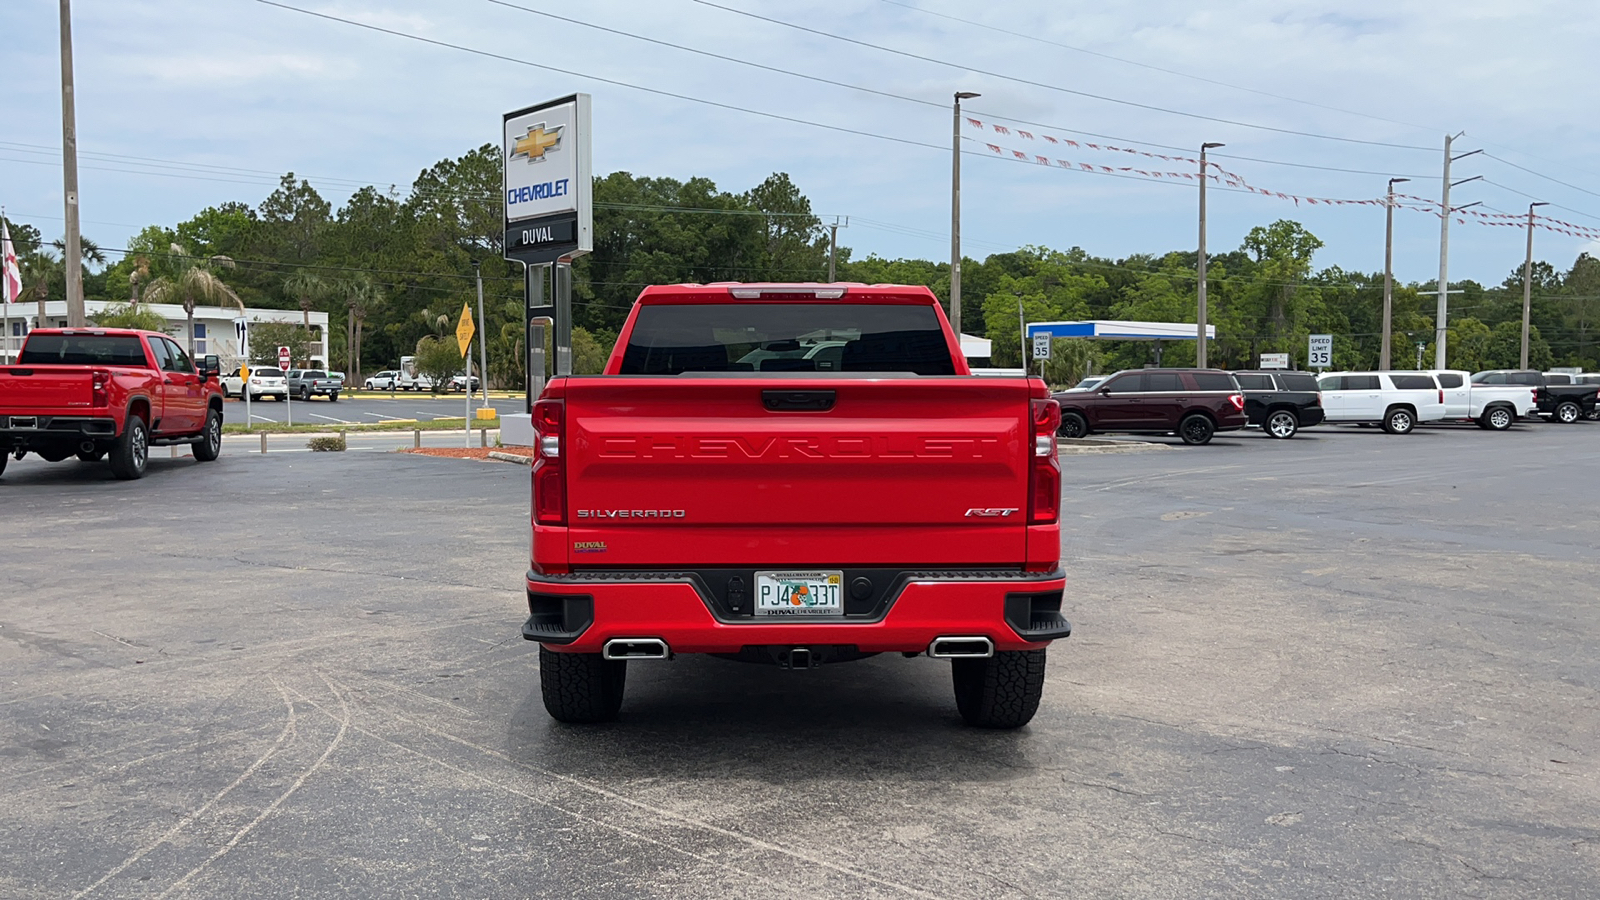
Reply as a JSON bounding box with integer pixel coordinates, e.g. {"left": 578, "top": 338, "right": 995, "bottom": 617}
{"left": 970, "top": 125, "right": 1600, "bottom": 243}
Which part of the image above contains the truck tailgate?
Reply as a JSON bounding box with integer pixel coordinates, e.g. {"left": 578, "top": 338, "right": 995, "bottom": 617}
{"left": 0, "top": 367, "right": 95, "bottom": 411}
{"left": 562, "top": 376, "right": 1034, "bottom": 567}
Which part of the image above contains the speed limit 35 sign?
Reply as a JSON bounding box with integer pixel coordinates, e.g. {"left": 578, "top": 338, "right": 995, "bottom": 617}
{"left": 1308, "top": 334, "right": 1333, "bottom": 369}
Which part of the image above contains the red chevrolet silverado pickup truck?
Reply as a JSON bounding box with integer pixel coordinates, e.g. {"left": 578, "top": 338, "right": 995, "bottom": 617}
{"left": 523, "top": 283, "right": 1069, "bottom": 728}
{"left": 0, "top": 328, "right": 224, "bottom": 480}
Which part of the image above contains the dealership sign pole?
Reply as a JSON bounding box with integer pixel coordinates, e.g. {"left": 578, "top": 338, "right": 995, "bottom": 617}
{"left": 503, "top": 93, "right": 592, "bottom": 402}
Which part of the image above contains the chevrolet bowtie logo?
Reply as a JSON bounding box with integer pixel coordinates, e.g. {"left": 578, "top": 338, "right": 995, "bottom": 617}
{"left": 511, "top": 123, "right": 562, "bottom": 162}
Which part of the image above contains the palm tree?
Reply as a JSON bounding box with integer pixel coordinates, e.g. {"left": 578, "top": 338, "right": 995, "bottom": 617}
{"left": 339, "top": 276, "right": 382, "bottom": 382}
{"left": 127, "top": 255, "right": 151, "bottom": 310}
{"left": 284, "top": 270, "right": 325, "bottom": 368}
{"left": 142, "top": 243, "right": 244, "bottom": 358}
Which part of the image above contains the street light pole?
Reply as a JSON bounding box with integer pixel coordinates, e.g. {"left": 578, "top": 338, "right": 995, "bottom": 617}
{"left": 950, "top": 91, "right": 979, "bottom": 338}
{"left": 1197, "top": 142, "right": 1225, "bottom": 369}
{"left": 59, "top": 0, "right": 86, "bottom": 327}
{"left": 1521, "top": 201, "right": 1550, "bottom": 369}
{"left": 1381, "top": 177, "right": 1409, "bottom": 370}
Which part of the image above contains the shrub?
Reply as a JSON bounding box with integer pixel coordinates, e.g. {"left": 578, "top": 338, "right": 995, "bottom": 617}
{"left": 307, "top": 434, "right": 347, "bottom": 452}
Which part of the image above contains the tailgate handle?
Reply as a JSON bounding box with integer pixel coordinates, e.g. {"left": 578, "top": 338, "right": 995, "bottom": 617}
{"left": 762, "top": 390, "right": 835, "bottom": 411}
{"left": 3, "top": 369, "right": 32, "bottom": 376}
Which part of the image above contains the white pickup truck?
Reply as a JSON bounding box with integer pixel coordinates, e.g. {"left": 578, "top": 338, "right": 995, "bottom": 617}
{"left": 1427, "top": 370, "right": 1538, "bottom": 430}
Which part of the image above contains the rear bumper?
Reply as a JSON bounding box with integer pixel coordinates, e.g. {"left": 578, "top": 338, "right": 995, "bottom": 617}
{"left": 1297, "top": 408, "right": 1326, "bottom": 426}
{"left": 0, "top": 415, "right": 118, "bottom": 444}
{"left": 523, "top": 567, "right": 1070, "bottom": 654}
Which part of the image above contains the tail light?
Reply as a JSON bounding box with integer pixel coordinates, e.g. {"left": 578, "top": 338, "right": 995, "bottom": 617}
{"left": 91, "top": 370, "right": 109, "bottom": 408}
{"left": 1438, "top": 389, "right": 1444, "bottom": 404}
{"left": 533, "top": 399, "right": 565, "bottom": 525}
{"left": 1028, "top": 399, "right": 1061, "bottom": 525}
{"left": 1228, "top": 393, "right": 1245, "bottom": 411}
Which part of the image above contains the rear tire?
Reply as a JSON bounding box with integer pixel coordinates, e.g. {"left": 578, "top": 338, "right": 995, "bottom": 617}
{"left": 0, "top": 452, "right": 8, "bottom": 478}
{"left": 539, "top": 646, "right": 627, "bottom": 723}
{"left": 952, "top": 649, "right": 1047, "bottom": 729}
{"left": 1383, "top": 407, "right": 1415, "bottom": 435}
{"left": 193, "top": 409, "right": 223, "bottom": 462}
{"left": 1481, "top": 406, "right": 1514, "bottom": 431}
{"left": 1179, "top": 413, "right": 1215, "bottom": 445}
{"left": 1555, "top": 401, "right": 1581, "bottom": 424}
{"left": 1265, "top": 410, "right": 1298, "bottom": 439}
{"left": 329, "top": 392, "right": 339, "bottom": 403}
{"left": 109, "top": 415, "right": 149, "bottom": 480}
{"left": 1057, "top": 411, "right": 1088, "bottom": 439}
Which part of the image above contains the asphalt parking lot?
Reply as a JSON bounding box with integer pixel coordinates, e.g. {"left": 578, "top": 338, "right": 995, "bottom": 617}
{"left": 224, "top": 392, "right": 525, "bottom": 426}
{"left": 2, "top": 422, "right": 1596, "bottom": 898}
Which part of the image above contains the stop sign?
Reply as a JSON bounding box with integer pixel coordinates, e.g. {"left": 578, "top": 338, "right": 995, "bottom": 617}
{"left": 278, "top": 346, "right": 291, "bottom": 370}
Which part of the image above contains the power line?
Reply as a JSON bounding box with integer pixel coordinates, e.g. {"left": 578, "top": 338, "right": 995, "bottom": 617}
{"left": 254, "top": 0, "right": 945, "bottom": 153}
{"left": 875, "top": 0, "right": 1445, "bottom": 137}
{"left": 691, "top": 0, "right": 1437, "bottom": 151}
{"left": 1484, "top": 153, "right": 1600, "bottom": 202}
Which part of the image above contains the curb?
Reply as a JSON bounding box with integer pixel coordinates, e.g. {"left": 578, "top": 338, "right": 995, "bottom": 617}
{"left": 1056, "top": 437, "right": 1169, "bottom": 453}
{"left": 487, "top": 451, "right": 533, "bottom": 465}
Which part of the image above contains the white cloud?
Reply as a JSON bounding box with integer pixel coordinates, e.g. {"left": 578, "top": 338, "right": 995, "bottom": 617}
{"left": 1, "top": 0, "right": 1596, "bottom": 283}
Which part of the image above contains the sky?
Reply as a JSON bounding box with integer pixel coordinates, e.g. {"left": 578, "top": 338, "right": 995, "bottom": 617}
{"left": 3, "top": 0, "right": 1599, "bottom": 288}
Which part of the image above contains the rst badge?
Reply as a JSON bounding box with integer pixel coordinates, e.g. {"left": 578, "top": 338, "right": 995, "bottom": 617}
{"left": 964, "top": 508, "right": 1019, "bottom": 517}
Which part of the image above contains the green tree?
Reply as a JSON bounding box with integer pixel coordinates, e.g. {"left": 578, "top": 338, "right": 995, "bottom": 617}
{"left": 92, "top": 302, "right": 167, "bottom": 331}
{"left": 413, "top": 334, "right": 463, "bottom": 391}
{"left": 141, "top": 244, "right": 244, "bottom": 358}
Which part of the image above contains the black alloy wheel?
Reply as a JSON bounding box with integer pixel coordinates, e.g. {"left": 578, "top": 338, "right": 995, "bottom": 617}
{"left": 1057, "top": 411, "right": 1088, "bottom": 439}
{"left": 1179, "top": 414, "right": 1215, "bottom": 445}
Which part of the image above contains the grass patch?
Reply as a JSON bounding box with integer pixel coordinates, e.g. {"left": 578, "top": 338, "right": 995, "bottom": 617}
{"left": 223, "top": 417, "right": 500, "bottom": 435}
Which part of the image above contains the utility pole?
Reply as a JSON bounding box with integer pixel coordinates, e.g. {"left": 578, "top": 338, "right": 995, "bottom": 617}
{"left": 1521, "top": 201, "right": 1550, "bottom": 369}
{"left": 1381, "top": 177, "right": 1409, "bottom": 370}
{"left": 59, "top": 0, "right": 86, "bottom": 327}
{"left": 1433, "top": 132, "right": 1482, "bottom": 369}
{"left": 473, "top": 260, "right": 490, "bottom": 412}
{"left": 1196, "top": 142, "right": 1225, "bottom": 369}
{"left": 950, "top": 91, "right": 979, "bottom": 337}
{"left": 826, "top": 217, "right": 847, "bottom": 282}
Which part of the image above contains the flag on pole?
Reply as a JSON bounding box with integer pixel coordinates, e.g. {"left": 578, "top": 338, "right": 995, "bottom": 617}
{"left": 2, "top": 218, "right": 22, "bottom": 304}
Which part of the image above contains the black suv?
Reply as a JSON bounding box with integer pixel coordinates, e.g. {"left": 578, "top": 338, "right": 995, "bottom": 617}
{"left": 1229, "top": 370, "right": 1325, "bottom": 438}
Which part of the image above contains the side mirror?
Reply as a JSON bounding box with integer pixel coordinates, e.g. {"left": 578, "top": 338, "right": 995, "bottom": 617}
{"left": 1098, "top": 387, "right": 1113, "bottom": 395}
{"left": 200, "top": 355, "right": 221, "bottom": 378}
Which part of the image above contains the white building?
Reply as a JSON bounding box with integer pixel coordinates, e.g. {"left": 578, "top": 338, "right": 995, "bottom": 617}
{"left": 2, "top": 300, "right": 329, "bottom": 368}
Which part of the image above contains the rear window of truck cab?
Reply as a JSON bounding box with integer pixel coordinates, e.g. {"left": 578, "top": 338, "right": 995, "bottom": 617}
{"left": 619, "top": 303, "right": 956, "bottom": 375}
{"left": 1389, "top": 375, "right": 1437, "bottom": 390}
{"left": 18, "top": 334, "right": 149, "bottom": 366}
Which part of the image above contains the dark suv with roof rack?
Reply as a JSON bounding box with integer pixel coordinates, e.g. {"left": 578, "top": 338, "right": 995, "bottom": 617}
{"left": 1229, "top": 370, "right": 1325, "bottom": 438}
{"left": 1052, "top": 368, "right": 1247, "bottom": 445}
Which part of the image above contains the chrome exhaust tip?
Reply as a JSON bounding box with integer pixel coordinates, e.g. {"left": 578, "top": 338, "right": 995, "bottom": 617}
{"left": 927, "top": 636, "right": 994, "bottom": 659}
{"left": 602, "top": 638, "right": 670, "bottom": 660}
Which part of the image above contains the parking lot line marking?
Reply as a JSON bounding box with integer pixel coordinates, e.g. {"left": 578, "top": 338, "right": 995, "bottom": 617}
{"left": 309, "top": 414, "right": 350, "bottom": 423}
{"left": 249, "top": 414, "right": 275, "bottom": 423}
{"left": 361, "top": 412, "right": 389, "bottom": 419}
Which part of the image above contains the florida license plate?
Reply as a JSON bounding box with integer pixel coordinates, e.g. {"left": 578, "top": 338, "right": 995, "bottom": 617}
{"left": 754, "top": 571, "right": 844, "bottom": 617}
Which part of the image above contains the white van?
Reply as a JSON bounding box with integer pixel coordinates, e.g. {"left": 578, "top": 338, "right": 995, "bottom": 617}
{"left": 1316, "top": 371, "right": 1447, "bottom": 434}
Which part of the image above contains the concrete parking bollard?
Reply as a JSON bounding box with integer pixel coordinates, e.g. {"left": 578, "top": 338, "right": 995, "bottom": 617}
{"left": 479, "top": 427, "right": 487, "bottom": 448}
{"left": 414, "top": 428, "right": 421, "bottom": 449}
{"left": 260, "top": 433, "right": 267, "bottom": 454}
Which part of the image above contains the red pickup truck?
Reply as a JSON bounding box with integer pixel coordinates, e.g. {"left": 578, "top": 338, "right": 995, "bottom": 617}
{"left": 523, "top": 283, "right": 1069, "bottom": 728}
{"left": 0, "top": 328, "right": 225, "bottom": 480}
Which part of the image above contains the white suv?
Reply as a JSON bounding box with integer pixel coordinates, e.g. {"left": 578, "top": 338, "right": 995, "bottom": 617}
{"left": 1316, "top": 371, "right": 1447, "bottom": 434}
{"left": 223, "top": 366, "right": 287, "bottom": 401}
{"left": 364, "top": 370, "right": 400, "bottom": 390}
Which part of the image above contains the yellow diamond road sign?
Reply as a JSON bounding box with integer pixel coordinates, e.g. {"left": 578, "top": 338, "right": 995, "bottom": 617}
{"left": 455, "top": 302, "right": 475, "bottom": 356}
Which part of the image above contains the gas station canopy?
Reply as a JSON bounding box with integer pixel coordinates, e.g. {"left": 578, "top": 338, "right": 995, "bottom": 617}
{"left": 1025, "top": 320, "right": 1216, "bottom": 341}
